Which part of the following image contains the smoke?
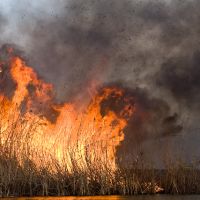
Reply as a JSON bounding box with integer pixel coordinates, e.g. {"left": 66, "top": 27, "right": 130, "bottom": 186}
{"left": 0, "top": 44, "right": 17, "bottom": 98}
{"left": 0, "top": 0, "right": 200, "bottom": 163}
{"left": 100, "top": 83, "right": 182, "bottom": 140}
{"left": 111, "top": 86, "right": 182, "bottom": 165}
{"left": 0, "top": 0, "right": 168, "bottom": 100}
{"left": 157, "top": 52, "right": 200, "bottom": 110}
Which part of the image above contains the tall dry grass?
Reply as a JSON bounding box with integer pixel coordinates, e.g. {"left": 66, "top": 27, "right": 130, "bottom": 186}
{"left": 0, "top": 110, "right": 200, "bottom": 197}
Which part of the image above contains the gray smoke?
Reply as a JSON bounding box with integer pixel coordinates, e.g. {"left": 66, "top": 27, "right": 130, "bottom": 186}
{"left": 0, "top": 0, "right": 170, "bottom": 100}
{"left": 0, "top": 0, "right": 200, "bottom": 164}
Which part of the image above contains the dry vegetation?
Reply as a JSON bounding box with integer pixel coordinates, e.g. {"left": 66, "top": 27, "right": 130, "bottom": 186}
{"left": 0, "top": 116, "right": 200, "bottom": 197}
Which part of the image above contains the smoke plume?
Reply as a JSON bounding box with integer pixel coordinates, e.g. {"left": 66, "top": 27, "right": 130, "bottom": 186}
{"left": 0, "top": 0, "right": 200, "bottom": 163}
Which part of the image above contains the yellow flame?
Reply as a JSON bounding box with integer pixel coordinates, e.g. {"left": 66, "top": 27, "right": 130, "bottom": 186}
{"left": 0, "top": 56, "right": 135, "bottom": 171}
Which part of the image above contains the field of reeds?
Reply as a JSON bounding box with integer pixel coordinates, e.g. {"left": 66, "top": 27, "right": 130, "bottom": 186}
{"left": 0, "top": 114, "right": 200, "bottom": 197}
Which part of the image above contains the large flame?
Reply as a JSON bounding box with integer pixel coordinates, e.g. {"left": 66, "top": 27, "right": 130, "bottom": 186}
{"left": 0, "top": 50, "right": 134, "bottom": 171}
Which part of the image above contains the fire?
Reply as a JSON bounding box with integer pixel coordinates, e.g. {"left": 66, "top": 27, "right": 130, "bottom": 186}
{"left": 0, "top": 49, "right": 135, "bottom": 171}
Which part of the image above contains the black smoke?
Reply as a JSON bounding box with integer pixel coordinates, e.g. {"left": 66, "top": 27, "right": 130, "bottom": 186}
{"left": 0, "top": 44, "right": 17, "bottom": 98}
{"left": 113, "top": 87, "right": 182, "bottom": 165}
{"left": 98, "top": 83, "right": 182, "bottom": 146}
{"left": 157, "top": 51, "right": 200, "bottom": 109}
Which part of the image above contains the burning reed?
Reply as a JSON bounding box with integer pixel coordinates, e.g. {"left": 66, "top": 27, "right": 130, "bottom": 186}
{"left": 0, "top": 124, "right": 200, "bottom": 197}
{"left": 0, "top": 0, "right": 200, "bottom": 196}
{"left": 0, "top": 46, "right": 200, "bottom": 197}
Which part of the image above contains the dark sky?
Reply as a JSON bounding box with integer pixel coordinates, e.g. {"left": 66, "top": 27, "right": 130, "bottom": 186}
{"left": 0, "top": 0, "right": 200, "bottom": 167}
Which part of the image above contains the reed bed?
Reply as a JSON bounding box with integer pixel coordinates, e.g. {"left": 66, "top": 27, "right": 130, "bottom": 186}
{"left": 0, "top": 115, "right": 200, "bottom": 197}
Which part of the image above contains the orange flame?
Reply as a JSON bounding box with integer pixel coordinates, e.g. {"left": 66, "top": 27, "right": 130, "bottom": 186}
{"left": 0, "top": 55, "right": 135, "bottom": 171}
